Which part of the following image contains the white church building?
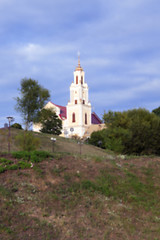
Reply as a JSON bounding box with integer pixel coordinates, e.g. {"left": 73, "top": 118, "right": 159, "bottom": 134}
{"left": 33, "top": 58, "right": 103, "bottom": 138}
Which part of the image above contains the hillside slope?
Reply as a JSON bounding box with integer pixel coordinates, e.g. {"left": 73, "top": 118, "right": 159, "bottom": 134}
{"left": 0, "top": 150, "right": 160, "bottom": 240}
{"left": 0, "top": 128, "right": 109, "bottom": 157}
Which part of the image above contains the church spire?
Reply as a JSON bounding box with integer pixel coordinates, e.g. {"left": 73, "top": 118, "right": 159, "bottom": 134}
{"left": 75, "top": 52, "right": 83, "bottom": 71}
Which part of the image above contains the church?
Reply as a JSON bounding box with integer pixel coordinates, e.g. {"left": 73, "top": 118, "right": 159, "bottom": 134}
{"left": 33, "top": 58, "right": 103, "bottom": 138}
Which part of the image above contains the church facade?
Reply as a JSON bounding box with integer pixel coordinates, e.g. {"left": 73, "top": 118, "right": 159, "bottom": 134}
{"left": 33, "top": 59, "right": 103, "bottom": 138}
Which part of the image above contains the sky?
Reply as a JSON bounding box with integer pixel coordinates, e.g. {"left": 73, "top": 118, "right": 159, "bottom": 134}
{"left": 0, "top": 0, "right": 160, "bottom": 127}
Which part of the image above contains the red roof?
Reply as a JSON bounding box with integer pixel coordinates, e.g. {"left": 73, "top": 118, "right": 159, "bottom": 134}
{"left": 91, "top": 112, "right": 102, "bottom": 124}
{"left": 50, "top": 102, "right": 67, "bottom": 119}
{"left": 50, "top": 102, "right": 102, "bottom": 124}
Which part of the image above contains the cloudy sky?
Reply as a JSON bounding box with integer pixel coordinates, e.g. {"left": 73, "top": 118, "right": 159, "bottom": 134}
{"left": 0, "top": 0, "right": 160, "bottom": 127}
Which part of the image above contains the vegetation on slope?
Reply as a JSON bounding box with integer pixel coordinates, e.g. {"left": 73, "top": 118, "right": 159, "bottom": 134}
{"left": 0, "top": 128, "right": 109, "bottom": 157}
{"left": 0, "top": 128, "right": 160, "bottom": 239}
{"left": 0, "top": 150, "right": 160, "bottom": 239}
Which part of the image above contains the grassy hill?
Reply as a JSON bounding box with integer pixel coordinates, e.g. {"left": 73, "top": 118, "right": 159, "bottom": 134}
{"left": 0, "top": 128, "right": 110, "bottom": 157}
{"left": 0, "top": 129, "right": 160, "bottom": 239}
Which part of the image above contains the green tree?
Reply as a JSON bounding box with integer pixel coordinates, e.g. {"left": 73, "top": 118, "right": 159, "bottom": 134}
{"left": 103, "top": 108, "right": 160, "bottom": 155}
{"left": 38, "top": 108, "right": 62, "bottom": 135}
{"left": 15, "top": 78, "right": 50, "bottom": 130}
{"left": 152, "top": 106, "right": 160, "bottom": 117}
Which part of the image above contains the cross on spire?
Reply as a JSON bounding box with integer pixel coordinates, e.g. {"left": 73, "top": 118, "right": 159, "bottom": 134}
{"left": 78, "top": 51, "right": 80, "bottom": 67}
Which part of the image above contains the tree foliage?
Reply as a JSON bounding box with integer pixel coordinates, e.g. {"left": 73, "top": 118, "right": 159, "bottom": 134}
{"left": 38, "top": 108, "right": 62, "bottom": 135}
{"left": 90, "top": 108, "right": 160, "bottom": 155}
{"left": 152, "top": 106, "right": 160, "bottom": 117}
{"left": 11, "top": 123, "right": 23, "bottom": 129}
{"left": 15, "top": 78, "right": 50, "bottom": 130}
{"left": 88, "top": 129, "right": 106, "bottom": 149}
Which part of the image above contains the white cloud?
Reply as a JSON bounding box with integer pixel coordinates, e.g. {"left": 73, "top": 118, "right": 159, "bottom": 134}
{"left": 15, "top": 42, "right": 76, "bottom": 61}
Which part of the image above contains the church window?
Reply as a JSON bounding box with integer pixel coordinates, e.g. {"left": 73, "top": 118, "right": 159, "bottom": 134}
{"left": 83, "top": 100, "right": 85, "bottom": 104}
{"left": 72, "top": 113, "right": 76, "bottom": 122}
{"left": 75, "top": 100, "right": 77, "bottom": 104}
{"left": 81, "top": 76, "right": 83, "bottom": 84}
{"left": 85, "top": 113, "right": 87, "bottom": 124}
{"left": 76, "top": 76, "right": 78, "bottom": 84}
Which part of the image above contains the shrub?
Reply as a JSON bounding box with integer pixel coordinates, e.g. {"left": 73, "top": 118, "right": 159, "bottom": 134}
{"left": 11, "top": 123, "right": 22, "bottom": 129}
{"left": 0, "top": 158, "right": 13, "bottom": 165}
{"left": 7, "top": 164, "right": 19, "bottom": 170}
{"left": 12, "top": 150, "right": 51, "bottom": 163}
{"left": 30, "top": 153, "right": 39, "bottom": 163}
{"left": 15, "top": 131, "right": 40, "bottom": 151}
{"left": 12, "top": 151, "right": 31, "bottom": 161}
{"left": 32, "top": 150, "right": 51, "bottom": 159}
{"left": 18, "top": 161, "right": 31, "bottom": 169}
{"left": 0, "top": 166, "right": 5, "bottom": 173}
{"left": 88, "top": 129, "right": 106, "bottom": 149}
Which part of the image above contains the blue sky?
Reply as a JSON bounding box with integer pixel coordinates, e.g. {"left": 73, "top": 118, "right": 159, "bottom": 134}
{"left": 0, "top": 0, "right": 160, "bottom": 127}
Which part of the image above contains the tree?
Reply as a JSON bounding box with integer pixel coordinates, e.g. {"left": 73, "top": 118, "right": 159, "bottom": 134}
{"left": 152, "top": 106, "right": 160, "bottom": 117}
{"left": 15, "top": 78, "right": 50, "bottom": 130}
{"left": 38, "top": 108, "right": 62, "bottom": 135}
{"left": 102, "top": 108, "right": 160, "bottom": 155}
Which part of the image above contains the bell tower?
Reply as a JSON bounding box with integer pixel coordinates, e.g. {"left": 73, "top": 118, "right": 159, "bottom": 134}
{"left": 66, "top": 57, "right": 91, "bottom": 137}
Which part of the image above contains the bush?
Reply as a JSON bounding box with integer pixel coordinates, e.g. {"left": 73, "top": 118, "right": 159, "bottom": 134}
{"left": 12, "top": 150, "right": 51, "bottom": 163}
{"left": 89, "top": 129, "right": 106, "bottom": 149}
{"left": 18, "top": 161, "right": 31, "bottom": 169}
{"left": 0, "top": 166, "right": 5, "bottom": 173}
{"left": 7, "top": 164, "right": 19, "bottom": 170}
{"left": 15, "top": 131, "right": 40, "bottom": 151}
{"left": 11, "top": 123, "right": 22, "bottom": 129}
{"left": 0, "top": 151, "right": 50, "bottom": 173}
{"left": 12, "top": 151, "right": 31, "bottom": 161}
{"left": 0, "top": 158, "right": 13, "bottom": 165}
{"left": 30, "top": 153, "right": 39, "bottom": 163}
{"left": 32, "top": 150, "right": 51, "bottom": 159}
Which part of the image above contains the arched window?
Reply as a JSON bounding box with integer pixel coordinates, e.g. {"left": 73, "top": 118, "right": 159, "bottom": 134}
{"left": 72, "top": 113, "right": 76, "bottom": 123}
{"left": 85, "top": 113, "right": 87, "bottom": 125}
{"left": 81, "top": 76, "right": 83, "bottom": 84}
{"left": 76, "top": 76, "right": 78, "bottom": 84}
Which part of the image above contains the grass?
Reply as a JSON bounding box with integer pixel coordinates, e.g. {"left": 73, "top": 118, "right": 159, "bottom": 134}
{"left": 0, "top": 151, "right": 52, "bottom": 175}
{"left": 1, "top": 155, "right": 160, "bottom": 239}
{"left": 0, "top": 129, "right": 160, "bottom": 239}
{"left": 0, "top": 128, "right": 110, "bottom": 157}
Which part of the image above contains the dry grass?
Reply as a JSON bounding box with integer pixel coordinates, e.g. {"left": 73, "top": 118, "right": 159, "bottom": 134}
{"left": 0, "top": 153, "right": 160, "bottom": 239}
{"left": 0, "top": 128, "right": 111, "bottom": 157}
{"left": 0, "top": 129, "right": 160, "bottom": 239}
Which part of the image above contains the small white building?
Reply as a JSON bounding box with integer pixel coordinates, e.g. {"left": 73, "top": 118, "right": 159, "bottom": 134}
{"left": 33, "top": 58, "right": 103, "bottom": 138}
